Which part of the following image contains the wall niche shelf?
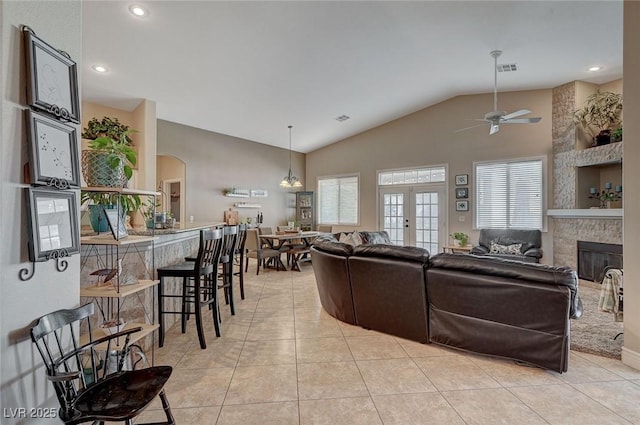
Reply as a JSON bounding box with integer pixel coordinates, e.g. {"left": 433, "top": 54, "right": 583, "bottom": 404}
{"left": 234, "top": 203, "right": 262, "bottom": 208}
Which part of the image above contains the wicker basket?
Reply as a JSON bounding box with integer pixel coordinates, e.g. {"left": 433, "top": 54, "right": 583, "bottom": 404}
{"left": 81, "top": 150, "right": 126, "bottom": 187}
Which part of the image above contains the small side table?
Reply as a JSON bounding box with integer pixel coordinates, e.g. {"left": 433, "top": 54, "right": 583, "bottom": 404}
{"left": 443, "top": 245, "right": 473, "bottom": 254}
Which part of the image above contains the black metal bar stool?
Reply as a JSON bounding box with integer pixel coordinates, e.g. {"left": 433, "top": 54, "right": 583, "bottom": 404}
{"left": 219, "top": 225, "right": 238, "bottom": 315}
{"left": 157, "top": 228, "right": 223, "bottom": 349}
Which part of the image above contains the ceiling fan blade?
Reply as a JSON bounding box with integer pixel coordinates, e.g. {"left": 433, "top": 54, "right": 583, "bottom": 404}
{"left": 502, "top": 117, "right": 542, "bottom": 124}
{"left": 489, "top": 123, "right": 500, "bottom": 135}
{"left": 454, "top": 123, "right": 488, "bottom": 133}
{"left": 502, "top": 109, "right": 531, "bottom": 120}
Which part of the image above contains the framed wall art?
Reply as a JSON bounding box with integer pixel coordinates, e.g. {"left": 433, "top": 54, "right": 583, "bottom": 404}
{"left": 25, "top": 187, "right": 79, "bottom": 262}
{"left": 105, "top": 209, "right": 129, "bottom": 240}
{"left": 455, "top": 187, "right": 469, "bottom": 199}
{"left": 23, "top": 26, "right": 80, "bottom": 123}
{"left": 26, "top": 109, "right": 80, "bottom": 188}
{"left": 455, "top": 174, "right": 468, "bottom": 186}
{"left": 455, "top": 200, "right": 469, "bottom": 211}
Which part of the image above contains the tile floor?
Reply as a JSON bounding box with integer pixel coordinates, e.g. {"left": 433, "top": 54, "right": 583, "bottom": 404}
{"left": 138, "top": 262, "right": 640, "bottom": 425}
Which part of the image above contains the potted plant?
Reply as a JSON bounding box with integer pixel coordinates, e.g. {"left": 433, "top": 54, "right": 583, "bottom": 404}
{"left": 81, "top": 117, "right": 138, "bottom": 187}
{"left": 573, "top": 90, "right": 622, "bottom": 146}
{"left": 81, "top": 191, "right": 142, "bottom": 233}
{"left": 450, "top": 232, "right": 469, "bottom": 247}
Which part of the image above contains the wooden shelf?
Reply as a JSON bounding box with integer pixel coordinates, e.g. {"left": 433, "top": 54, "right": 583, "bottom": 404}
{"left": 81, "top": 187, "right": 161, "bottom": 197}
{"left": 81, "top": 323, "right": 159, "bottom": 350}
{"left": 81, "top": 234, "right": 158, "bottom": 245}
{"left": 81, "top": 280, "right": 159, "bottom": 298}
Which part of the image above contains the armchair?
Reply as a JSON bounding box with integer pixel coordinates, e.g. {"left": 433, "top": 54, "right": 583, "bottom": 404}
{"left": 470, "top": 228, "right": 543, "bottom": 263}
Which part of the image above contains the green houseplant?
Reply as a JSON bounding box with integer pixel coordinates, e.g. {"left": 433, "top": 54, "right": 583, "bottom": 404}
{"left": 573, "top": 90, "right": 622, "bottom": 146}
{"left": 450, "top": 232, "right": 469, "bottom": 247}
{"left": 81, "top": 191, "right": 142, "bottom": 233}
{"left": 81, "top": 117, "right": 138, "bottom": 187}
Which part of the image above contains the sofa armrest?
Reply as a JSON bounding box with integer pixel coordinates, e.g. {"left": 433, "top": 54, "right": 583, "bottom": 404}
{"left": 470, "top": 245, "right": 489, "bottom": 255}
{"left": 523, "top": 247, "right": 543, "bottom": 259}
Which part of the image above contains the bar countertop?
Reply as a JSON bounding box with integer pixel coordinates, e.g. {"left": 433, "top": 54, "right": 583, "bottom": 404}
{"left": 81, "top": 222, "right": 225, "bottom": 238}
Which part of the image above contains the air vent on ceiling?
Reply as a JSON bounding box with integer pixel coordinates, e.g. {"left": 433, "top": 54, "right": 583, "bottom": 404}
{"left": 497, "top": 63, "right": 518, "bottom": 72}
{"left": 335, "top": 115, "right": 350, "bottom": 122}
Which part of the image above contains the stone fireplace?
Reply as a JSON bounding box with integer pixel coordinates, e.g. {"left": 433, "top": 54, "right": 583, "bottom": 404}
{"left": 577, "top": 241, "right": 623, "bottom": 282}
{"left": 548, "top": 81, "right": 623, "bottom": 272}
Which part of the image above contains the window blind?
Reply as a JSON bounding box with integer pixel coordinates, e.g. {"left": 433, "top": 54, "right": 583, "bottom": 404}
{"left": 317, "top": 175, "right": 358, "bottom": 225}
{"left": 475, "top": 159, "right": 543, "bottom": 229}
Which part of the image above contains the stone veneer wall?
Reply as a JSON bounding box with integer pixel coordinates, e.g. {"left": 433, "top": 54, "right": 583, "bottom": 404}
{"left": 551, "top": 83, "right": 623, "bottom": 269}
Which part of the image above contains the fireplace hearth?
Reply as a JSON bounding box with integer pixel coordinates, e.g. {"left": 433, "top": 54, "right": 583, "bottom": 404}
{"left": 577, "top": 241, "right": 623, "bottom": 282}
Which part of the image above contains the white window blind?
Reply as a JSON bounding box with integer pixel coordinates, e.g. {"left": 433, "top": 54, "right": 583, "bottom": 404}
{"left": 317, "top": 175, "right": 359, "bottom": 225}
{"left": 475, "top": 158, "right": 543, "bottom": 229}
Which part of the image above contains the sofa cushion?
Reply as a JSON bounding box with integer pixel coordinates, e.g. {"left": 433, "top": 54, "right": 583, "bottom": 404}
{"left": 312, "top": 235, "right": 353, "bottom": 256}
{"left": 490, "top": 242, "right": 522, "bottom": 255}
{"left": 359, "top": 231, "right": 391, "bottom": 245}
{"left": 352, "top": 244, "right": 429, "bottom": 263}
{"left": 339, "top": 231, "right": 363, "bottom": 246}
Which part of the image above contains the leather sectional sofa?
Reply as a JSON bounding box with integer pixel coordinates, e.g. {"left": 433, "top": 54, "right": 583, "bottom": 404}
{"left": 310, "top": 232, "right": 582, "bottom": 373}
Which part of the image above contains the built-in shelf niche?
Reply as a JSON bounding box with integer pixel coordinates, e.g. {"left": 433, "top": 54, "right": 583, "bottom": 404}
{"left": 575, "top": 160, "right": 622, "bottom": 209}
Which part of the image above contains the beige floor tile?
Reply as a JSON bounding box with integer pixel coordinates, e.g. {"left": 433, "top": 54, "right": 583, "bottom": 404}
{"left": 572, "top": 380, "right": 640, "bottom": 423}
{"left": 294, "top": 306, "right": 335, "bottom": 322}
{"left": 295, "top": 319, "right": 343, "bottom": 338}
{"left": 356, "top": 358, "right": 436, "bottom": 395}
{"left": 468, "top": 354, "right": 563, "bottom": 387}
{"left": 252, "top": 307, "right": 295, "bottom": 322}
{"left": 237, "top": 339, "right": 296, "bottom": 366}
{"left": 337, "top": 321, "right": 375, "bottom": 337}
{"left": 224, "top": 364, "right": 298, "bottom": 404}
{"left": 299, "top": 397, "right": 383, "bottom": 425}
{"left": 443, "top": 388, "right": 548, "bottom": 425}
{"left": 246, "top": 320, "right": 296, "bottom": 341}
{"left": 395, "top": 338, "right": 460, "bottom": 358}
{"left": 135, "top": 406, "right": 221, "bottom": 425}
{"left": 216, "top": 322, "right": 250, "bottom": 342}
{"left": 572, "top": 351, "right": 640, "bottom": 380}
{"left": 345, "top": 335, "right": 408, "bottom": 360}
{"left": 296, "top": 336, "right": 353, "bottom": 363}
{"left": 159, "top": 367, "right": 234, "bottom": 408}
{"left": 556, "top": 353, "right": 626, "bottom": 384}
{"left": 175, "top": 341, "right": 243, "bottom": 369}
{"left": 216, "top": 401, "right": 299, "bottom": 425}
{"left": 413, "top": 356, "right": 501, "bottom": 391}
{"left": 297, "top": 361, "right": 369, "bottom": 400}
{"left": 372, "top": 392, "right": 465, "bottom": 425}
{"left": 154, "top": 341, "right": 192, "bottom": 367}
{"left": 510, "top": 383, "right": 632, "bottom": 424}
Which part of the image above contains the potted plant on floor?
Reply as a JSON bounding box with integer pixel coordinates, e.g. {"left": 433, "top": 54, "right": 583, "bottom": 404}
{"left": 81, "top": 117, "right": 138, "bottom": 187}
{"left": 573, "top": 90, "right": 623, "bottom": 147}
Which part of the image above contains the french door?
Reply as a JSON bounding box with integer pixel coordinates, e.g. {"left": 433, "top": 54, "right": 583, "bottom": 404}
{"left": 379, "top": 185, "right": 446, "bottom": 254}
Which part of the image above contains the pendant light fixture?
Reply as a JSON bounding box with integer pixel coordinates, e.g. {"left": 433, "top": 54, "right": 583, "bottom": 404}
{"left": 280, "top": 125, "right": 303, "bottom": 188}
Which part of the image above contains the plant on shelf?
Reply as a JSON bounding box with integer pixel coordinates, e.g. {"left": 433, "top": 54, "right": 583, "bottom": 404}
{"left": 141, "top": 197, "right": 160, "bottom": 229}
{"left": 588, "top": 183, "right": 622, "bottom": 209}
{"left": 450, "top": 232, "right": 469, "bottom": 247}
{"left": 81, "top": 117, "right": 138, "bottom": 187}
{"left": 573, "top": 89, "right": 622, "bottom": 147}
{"left": 81, "top": 191, "right": 142, "bottom": 233}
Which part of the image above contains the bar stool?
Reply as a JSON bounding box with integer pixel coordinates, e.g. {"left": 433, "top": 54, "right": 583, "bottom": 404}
{"left": 157, "top": 228, "right": 223, "bottom": 349}
{"left": 219, "top": 225, "right": 238, "bottom": 316}
{"left": 233, "top": 224, "right": 248, "bottom": 299}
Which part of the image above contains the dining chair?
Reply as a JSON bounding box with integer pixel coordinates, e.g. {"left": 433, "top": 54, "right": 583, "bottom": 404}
{"left": 245, "top": 228, "right": 282, "bottom": 275}
{"left": 233, "top": 224, "right": 248, "bottom": 299}
{"left": 218, "top": 225, "right": 238, "bottom": 316}
{"left": 30, "top": 303, "right": 175, "bottom": 425}
{"left": 157, "top": 228, "right": 224, "bottom": 349}
{"left": 258, "top": 226, "right": 275, "bottom": 248}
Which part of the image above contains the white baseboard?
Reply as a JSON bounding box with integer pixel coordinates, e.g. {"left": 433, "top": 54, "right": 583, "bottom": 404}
{"left": 622, "top": 346, "right": 640, "bottom": 371}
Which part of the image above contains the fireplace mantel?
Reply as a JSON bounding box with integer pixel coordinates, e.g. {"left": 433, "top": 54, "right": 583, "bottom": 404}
{"left": 547, "top": 208, "right": 623, "bottom": 219}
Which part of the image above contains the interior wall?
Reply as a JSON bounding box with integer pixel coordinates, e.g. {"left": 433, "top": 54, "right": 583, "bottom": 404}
{"left": 1, "top": 2, "right": 82, "bottom": 422}
{"left": 157, "top": 154, "right": 186, "bottom": 221}
{"left": 306, "top": 89, "right": 554, "bottom": 261}
{"left": 157, "top": 120, "right": 305, "bottom": 229}
{"left": 622, "top": 0, "right": 640, "bottom": 369}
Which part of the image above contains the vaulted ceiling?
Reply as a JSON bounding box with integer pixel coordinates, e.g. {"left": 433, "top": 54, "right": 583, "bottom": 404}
{"left": 82, "top": 1, "right": 623, "bottom": 153}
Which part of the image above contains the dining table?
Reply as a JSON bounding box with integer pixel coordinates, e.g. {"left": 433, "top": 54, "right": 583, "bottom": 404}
{"left": 259, "top": 231, "right": 322, "bottom": 271}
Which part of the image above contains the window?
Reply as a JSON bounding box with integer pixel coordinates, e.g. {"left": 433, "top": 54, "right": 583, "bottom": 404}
{"left": 474, "top": 157, "right": 544, "bottom": 230}
{"left": 317, "top": 175, "right": 359, "bottom": 225}
{"left": 378, "top": 166, "right": 445, "bottom": 185}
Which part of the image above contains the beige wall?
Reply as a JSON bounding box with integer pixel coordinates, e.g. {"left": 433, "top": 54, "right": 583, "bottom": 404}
{"left": 1, "top": 1, "right": 82, "bottom": 421}
{"left": 306, "top": 89, "right": 554, "bottom": 260}
{"left": 157, "top": 120, "right": 305, "bottom": 228}
{"left": 622, "top": 0, "right": 640, "bottom": 369}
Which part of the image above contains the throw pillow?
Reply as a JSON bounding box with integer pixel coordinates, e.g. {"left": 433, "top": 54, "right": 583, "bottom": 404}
{"left": 489, "top": 241, "right": 522, "bottom": 255}
{"left": 339, "top": 232, "right": 363, "bottom": 246}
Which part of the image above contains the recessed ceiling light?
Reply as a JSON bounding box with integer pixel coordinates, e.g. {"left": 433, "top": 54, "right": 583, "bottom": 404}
{"left": 335, "top": 115, "right": 350, "bottom": 122}
{"left": 588, "top": 66, "right": 602, "bottom": 72}
{"left": 92, "top": 65, "right": 108, "bottom": 73}
{"left": 128, "top": 4, "right": 148, "bottom": 17}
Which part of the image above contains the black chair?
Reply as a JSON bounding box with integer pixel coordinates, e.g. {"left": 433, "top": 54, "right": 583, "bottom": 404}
{"left": 218, "top": 225, "right": 238, "bottom": 315}
{"left": 157, "top": 228, "right": 223, "bottom": 349}
{"left": 30, "top": 303, "right": 174, "bottom": 425}
{"left": 233, "top": 224, "right": 248, "bottom": 299}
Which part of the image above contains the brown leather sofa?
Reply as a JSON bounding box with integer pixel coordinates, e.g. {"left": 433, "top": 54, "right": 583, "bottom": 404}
{"left": 310, "top": 232, "right": 582, "bottom": 373}
{"left": 470, "top": 229, "right": 543, "bottom": 263}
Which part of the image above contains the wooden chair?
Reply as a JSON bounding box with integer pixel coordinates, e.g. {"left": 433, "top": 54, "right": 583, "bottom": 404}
{"left": 233, "top": 224, "right": 248, "bottom": 299}
{"left": 30, "top": 303, "right": 174, "bottom": 425}
{"left": 245, "top": 228, "right": 282, "bottom": 274}
{"left": 218, "top": 225, "right": 238, "bottom": 315}
{"left": 157, "top": 229, "right": 224, "bottom": 349}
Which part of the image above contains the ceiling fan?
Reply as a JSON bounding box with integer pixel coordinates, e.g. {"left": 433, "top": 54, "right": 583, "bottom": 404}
{"left": 457, "top": 50, "right": 541, "bottom": 135}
